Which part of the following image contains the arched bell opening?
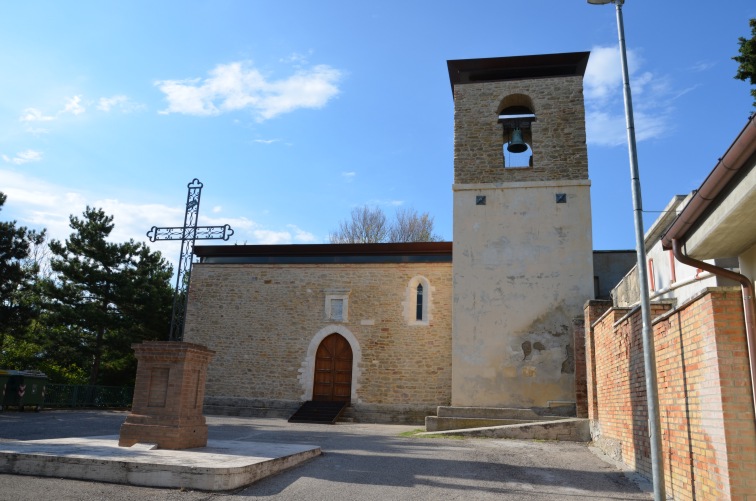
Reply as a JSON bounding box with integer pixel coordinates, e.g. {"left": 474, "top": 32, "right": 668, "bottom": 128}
{"left": 498, "top": 102, "right": 536, "bottom": 168}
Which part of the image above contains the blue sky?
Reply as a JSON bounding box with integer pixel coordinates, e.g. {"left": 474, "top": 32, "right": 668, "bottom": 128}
{"left": 1, "top": 1, "right": 755, "bottom": 265}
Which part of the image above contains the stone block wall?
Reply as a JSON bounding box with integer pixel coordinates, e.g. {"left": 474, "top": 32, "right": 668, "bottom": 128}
{"left": 453, "top": 75, "right": 588, "bottom": 184}
{"left": 184, "top": 262, "right": 452, "bottom": 423}
{"left": 584, "top": 288, "right": 756, "bottom": 500}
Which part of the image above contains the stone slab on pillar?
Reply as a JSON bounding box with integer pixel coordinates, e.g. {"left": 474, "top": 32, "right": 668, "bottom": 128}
{"left": 119, "top": 341, "right": 215, "bottom": 450}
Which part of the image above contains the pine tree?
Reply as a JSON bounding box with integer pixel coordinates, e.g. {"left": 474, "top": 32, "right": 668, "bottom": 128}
{"left": 0, "top": 192, "right": 46, "bottom": 354}
{"left": 733, "top": 18, "right": 756, "bottom": 108}
{"left": 43, "top": 207, "right": 173, "bottom": 385}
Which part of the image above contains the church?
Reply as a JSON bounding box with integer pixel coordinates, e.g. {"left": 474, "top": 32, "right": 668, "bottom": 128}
{"left": 184, "top": 51, "right": 622, "bottom": 423}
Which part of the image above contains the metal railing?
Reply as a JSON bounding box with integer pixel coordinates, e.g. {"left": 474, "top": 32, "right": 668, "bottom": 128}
{"left": 44, "top": 384, "right": 133, "bottom": 409}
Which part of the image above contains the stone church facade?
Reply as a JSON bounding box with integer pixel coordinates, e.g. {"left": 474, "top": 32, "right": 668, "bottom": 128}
{"left": 184, "top": 51, "right": 599, "bottom": 423}
{"left": 185, "top": 243, "right": 453, "bottom": 422}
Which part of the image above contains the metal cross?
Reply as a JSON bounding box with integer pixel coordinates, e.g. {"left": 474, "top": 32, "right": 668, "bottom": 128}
{"left": 147, "top": 178, "right": 234, "bottom": 341}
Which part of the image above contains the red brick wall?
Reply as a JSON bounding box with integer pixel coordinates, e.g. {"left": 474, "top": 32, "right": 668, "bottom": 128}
{"left": 573, "top": 316, "right": 588, "bottom": 418}
{"left": 583, "top": 300, "right": 612, "bottom": 420}
{"left": 584, "top": 288, "right": 756, "bottom": 500}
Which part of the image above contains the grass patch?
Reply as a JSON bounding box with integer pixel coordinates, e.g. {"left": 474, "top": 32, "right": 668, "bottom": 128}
{"left": 398, "top": 429, "right": 425, "bottom": 437}
{"left": 399, "top": 429, "right": 466, "bottom": 439}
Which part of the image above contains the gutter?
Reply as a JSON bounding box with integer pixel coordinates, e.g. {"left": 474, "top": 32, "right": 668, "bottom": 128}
{"left": 661, "top": 115, "right": 756, "bottom": 251}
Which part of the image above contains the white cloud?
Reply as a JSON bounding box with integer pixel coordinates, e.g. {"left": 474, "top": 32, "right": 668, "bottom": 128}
{"left": 584, "top": 46, "right": 651, "bottom": 99}
{"left": 280, "top": 51, "right": 313, "bottom": 66}
{"left": 156, "top": 61, "right": 343, "bottom": 121}
{"left": 585, "top": 45, "right": 674, "bottom": 147}
{"left": 97, "top": 95, "right": 127, "bottom": 112}
{"left": 584, "top": 46, "right": 623, "bottom": 102}
{"left": 0, "top": 171, "right": 89, "bottom": 244}
{"left": 248, "top": 229, "right": 291, "bottom": 244}
{"left": 287, "top": 224, "right": 317, "bottom": 243}
{"left": 19, "top": 108, "right": 55, "bottom": 123}
{"left": 62, "top": 95, "right": 85, "bottom": 115}
{"left": 341, "top": 171, "right": 356, "bottom": 182}
{"left": 0, "top": 170, "right": 323, "bottom": 272}
{"left": 585, "top": 110, "right": 625, "bottom": 147}
{"left": 97, "top": 95, "right": 145, "bottom": 113}
{"left": 2, "top": 149, "right": 43, "bottom": 165}
{"left": 253, "top": 139, "right": 280, "bottom": 144}
{"left": 0, "top": 171, "right": 181, "bottom": 252}
{"left": 18, "top": 96, "right": 87, "bottom": 128}
{"left": 691, "top": 61, "right": 716, "bottom": 72}
{"left": 201, "top": 215, "right": 316, "bottom": 245}
{"left": 212, "top": 206, "right": 222, "bottom": 213}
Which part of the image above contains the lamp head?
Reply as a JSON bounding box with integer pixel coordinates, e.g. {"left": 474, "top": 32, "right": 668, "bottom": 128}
{"left": 587, "top": 0, "right": 616, "bottom": 4}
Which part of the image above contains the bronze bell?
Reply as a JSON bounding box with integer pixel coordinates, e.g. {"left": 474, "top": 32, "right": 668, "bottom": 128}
{"left": 507, "top": 128, "right": 527, "bottom": 153}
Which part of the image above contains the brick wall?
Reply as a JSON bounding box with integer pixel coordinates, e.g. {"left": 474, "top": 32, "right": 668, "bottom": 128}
{"left": 184, "top": 262, "right": 452, "bottom": 422}
{"left": 585, "top": 288, "right": 756, "bottom": 500}
{"left": 119, "top": 342, "right": 214, "bottom": 449}
{"left": 574, "top": 310, "right": 598, "bottom": 419}
{"left": 453, "top": 75, "right": 588, "bottom": 185}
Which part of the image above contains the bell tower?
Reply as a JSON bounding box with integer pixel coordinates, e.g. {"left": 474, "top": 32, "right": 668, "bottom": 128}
{"left": 448, "top": 52, "right": 593, "bottom": 409}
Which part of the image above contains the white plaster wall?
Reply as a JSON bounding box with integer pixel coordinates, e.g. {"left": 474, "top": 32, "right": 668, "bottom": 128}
{"left": 451, "top": 180, "right": 593, "bottom": 407}
{"left": 739, "top": 244, "right": 756, "bottom": 284}
{"left": 645, "top": 241, "right": 720, "bottom": 306}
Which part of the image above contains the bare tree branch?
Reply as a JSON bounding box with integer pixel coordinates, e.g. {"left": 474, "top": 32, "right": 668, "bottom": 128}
{"left": 329, "top": 205, "right": 441, "bottom": 243}
{"left": 329, "top": 205, "right": 388, "bottom": 243}
{"left": 389, "top": 207, "right": 441, "bottom": 242}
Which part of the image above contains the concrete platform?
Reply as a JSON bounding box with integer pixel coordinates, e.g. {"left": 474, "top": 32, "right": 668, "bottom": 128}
{"left": 0, "top": 435, "right": 321, "bottom": 491}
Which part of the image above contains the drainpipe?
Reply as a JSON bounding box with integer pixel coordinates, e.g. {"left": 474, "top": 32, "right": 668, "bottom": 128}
{"left": 672, "top": 239, "right": 756, "bottom": 424}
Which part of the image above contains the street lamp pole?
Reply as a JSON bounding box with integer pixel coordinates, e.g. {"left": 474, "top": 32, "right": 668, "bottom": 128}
{"left": 587, "top": 1, "right": 666, "bottom": 499}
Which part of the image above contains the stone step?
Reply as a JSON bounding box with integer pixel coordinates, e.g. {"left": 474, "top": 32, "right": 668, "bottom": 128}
{"left": 204, "top": 397, "right": 300, "bottom": 419}
{"left": 288, "top": 401, "right": 348, "bottom": 424}
{"left": 425, "top": 415, "right": 566, "bottom": 432}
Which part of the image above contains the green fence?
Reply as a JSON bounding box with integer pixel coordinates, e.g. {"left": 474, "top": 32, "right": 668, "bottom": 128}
{"left": 44, "top": 384, "right": 133, "bottom": 409}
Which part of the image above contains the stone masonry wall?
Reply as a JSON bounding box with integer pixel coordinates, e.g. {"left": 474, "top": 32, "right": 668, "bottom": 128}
{"left": 453, "top": 75, "right": 588, "bottom": 184}
{"left": 183, "top": 262, "right": 452, "bottom": 422}
{"left": 584, "top": 288, "right": 756, "bottom": 500}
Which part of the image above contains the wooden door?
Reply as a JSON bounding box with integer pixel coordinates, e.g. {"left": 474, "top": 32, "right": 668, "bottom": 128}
{"left": 313, "top": 333, "right": 352, "bottom": 402}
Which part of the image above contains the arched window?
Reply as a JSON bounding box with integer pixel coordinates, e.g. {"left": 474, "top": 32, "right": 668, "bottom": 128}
{"left": 405, "top": 276, "right": 430, "bottom": 325}
{"left": 497, "top": 95, "right": 536, "bottom": 169}
{"left": 416, "top": 284, "right": 424, "bottom": 321}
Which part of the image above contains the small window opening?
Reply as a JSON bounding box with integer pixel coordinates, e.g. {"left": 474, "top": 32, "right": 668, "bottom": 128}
{"left": 324, "top": 289, "right": 349, "bottom": 322}
{"left": 647, "top": 259, "right": 656, "bottom": 292}
{"left": 331, "top": 299, "right": 344, "bottom": 321}
{"left": 416, "top": 284, "right": 424, "bottom": 321}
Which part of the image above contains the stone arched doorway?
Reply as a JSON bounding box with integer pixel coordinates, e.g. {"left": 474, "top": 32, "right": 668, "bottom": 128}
{"left": 313, "top": 333, "right": 353, "bottom": 402}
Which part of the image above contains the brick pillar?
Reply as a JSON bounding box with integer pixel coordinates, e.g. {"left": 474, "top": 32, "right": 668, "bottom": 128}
{"left": 583, "top": 300, "right": 612, "bottom": 420}
{"left": 572, "top": 316, "right": 588, "bottom": 418}
{"left": 119, "top": 341, "right": 215, "bottom": 449}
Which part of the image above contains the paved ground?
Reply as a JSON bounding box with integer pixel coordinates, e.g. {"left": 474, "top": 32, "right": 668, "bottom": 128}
{"left": 0, "top": 410, "right": 651, "bottom": 500}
